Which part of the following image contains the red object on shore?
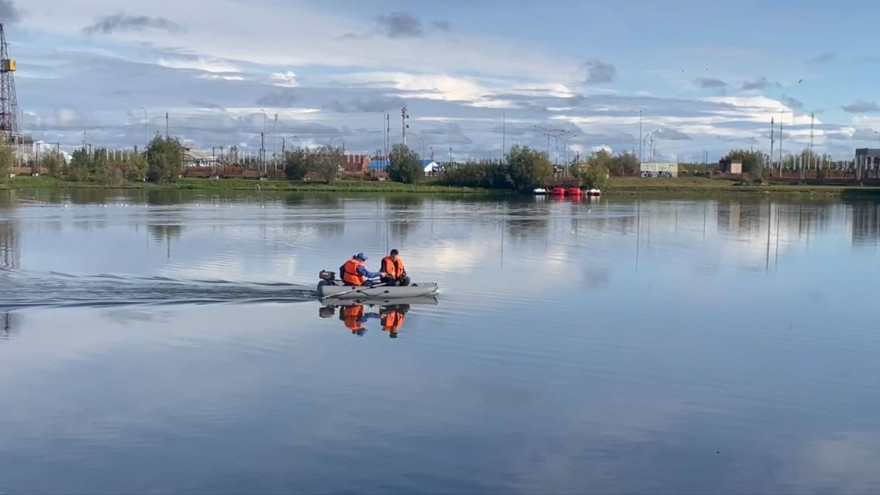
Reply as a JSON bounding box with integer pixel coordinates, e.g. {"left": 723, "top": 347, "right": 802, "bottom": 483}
{"left": 551, "top": 187, "right": 566, "bottom": 195}
{"left": 567, "top": 187, "right": 582, "bottom": 196}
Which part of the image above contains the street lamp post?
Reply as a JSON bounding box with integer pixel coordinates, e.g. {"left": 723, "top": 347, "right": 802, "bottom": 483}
{"left": 260, "top": 109, "right": 268, "bottom": 173}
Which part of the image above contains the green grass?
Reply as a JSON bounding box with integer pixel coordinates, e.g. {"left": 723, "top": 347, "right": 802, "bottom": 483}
{"left": 605, "top": 177, "right": 880, "bottom": 198}
{"left": 1, "top": 176, "right": 493, "bottom": 194}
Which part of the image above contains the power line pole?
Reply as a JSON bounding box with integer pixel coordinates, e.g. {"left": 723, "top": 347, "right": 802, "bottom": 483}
{"left": 385, "top": 113, "right": 390, "bottom": 156}
{"left": 779, "top": 120, "right": 783, "bottom": 175}
{"left": 401, "top": 106, "right": 409, "bottom": 146}
{"left": 770, "top": 117, "right": 775, "bottom": 177}
{"left": 165, "top": 112, "right": 169, "bottom": 139}
{"left": 809, "top": 112, "right": 815, "bottom": 175}
{"left": 273, "top": 113, "right": 278, "bottom": 169}
{"left": 638, "top": 109, "right": 643, "bottom": 165}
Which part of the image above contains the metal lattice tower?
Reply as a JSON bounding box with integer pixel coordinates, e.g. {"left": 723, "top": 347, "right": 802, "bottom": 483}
{"left": 0, "top": 23, "right": 19, "bottom": 143}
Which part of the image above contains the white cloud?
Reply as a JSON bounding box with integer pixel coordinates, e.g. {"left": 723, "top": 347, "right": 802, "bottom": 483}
{"left": 158, "top": 57, "right": 241, "bottom": 74}
{"left": 270, "top": 71, "right": 299, "bottom": 88}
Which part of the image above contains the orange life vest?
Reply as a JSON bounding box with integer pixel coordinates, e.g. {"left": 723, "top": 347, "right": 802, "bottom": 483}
{"left": 343, "top": 305, "right": 365, "bottom": 332}
{"left": 341, "top": 258, "right": 366, "bottom": 286}
{"left": 381, "top": 256, "right": 405, "bottom": 279}
{"left": 382, "top": 311, "right": 404, "bottom": 332}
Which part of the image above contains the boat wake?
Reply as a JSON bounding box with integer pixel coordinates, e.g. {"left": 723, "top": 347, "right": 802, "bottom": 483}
{"left": 0, "top": 270, "right": 317, "bottom": 312}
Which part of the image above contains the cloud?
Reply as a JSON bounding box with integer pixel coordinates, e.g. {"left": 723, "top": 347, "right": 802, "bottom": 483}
{"left": 825, "top": 127, "right": 878, "bottom": 141}
{"left": 375, "top": 12, "right": 423, "bottom": 39}
{"left": 782, "top": 95, "right": 805, "bottom": 111}
{"left": 255, "top": 89, "right": 299, "bottom": 107}
{"left": 694, "top": 78, "right": 728, "bottom": 89}
{"left": 83, "top": 13, "right": 182, "bottom": 35}
{"left": 656, "top": 128, "right": 691, "bottom": 140}
{"left": 188, "top": 100, "right": 225, "bottom": 110}
{"left": 270, "top": 71, "right": 299, "bottom": 88}
{"left": 806, "top": 52, "right": 835, "bottom": 65}
{"left": 0, "top": 0, "right": 21, "bottom": 24}
{"left": 582, "top": 60, "right": 618, "bottom": 84}
{"left": 431, "top": 20, "right": 451, "bottom": 32}
{"left": 742, "top": 77, "right": 780, "bottom": 91}
{"left": 842, "top": 100, "right": 880, "bottom": 113}
{"left": 322, "top": 94, "right": 405, "bottom": 113}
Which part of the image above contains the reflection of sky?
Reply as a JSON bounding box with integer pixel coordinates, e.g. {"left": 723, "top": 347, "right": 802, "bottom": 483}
{"left": 2, "top": 193, "right": 880, "bottom": 492}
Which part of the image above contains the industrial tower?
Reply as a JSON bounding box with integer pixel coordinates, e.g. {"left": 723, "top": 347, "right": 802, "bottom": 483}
{"left": 0, "top": 23, "right": 19, "bottom": 143}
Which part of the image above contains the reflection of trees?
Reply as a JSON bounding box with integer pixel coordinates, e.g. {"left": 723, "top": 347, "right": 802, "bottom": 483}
{"left": 387, "top": 195, "right": 426, "bottom": 241}
{"left": 851, "top": 201, "right": 880, "bottom": 246}
{"left": 505, "top": 200, "right": 549, "bottom": 243}
{"left": 717, "top": 201, "right": 763, "bottom": 235}
{"left": 0, "top": 220, "right": 19, "bottom": 269}
{"left": 2, "top": 312, "right": 17, "bottom": 339}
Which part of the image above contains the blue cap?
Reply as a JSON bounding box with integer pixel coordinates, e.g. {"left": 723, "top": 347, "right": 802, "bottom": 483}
{"left": 355, "top": 252, "right": 367, "bottom": 260}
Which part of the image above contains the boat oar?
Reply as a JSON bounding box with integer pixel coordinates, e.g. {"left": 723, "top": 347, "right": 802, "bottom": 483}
{"left": 324, "top": 282, "right": 388, "bottom": 299}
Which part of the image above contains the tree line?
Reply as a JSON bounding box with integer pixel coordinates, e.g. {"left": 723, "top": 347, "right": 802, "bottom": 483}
{"left": 1, "top": 135, "right": 185, "bottom": 185}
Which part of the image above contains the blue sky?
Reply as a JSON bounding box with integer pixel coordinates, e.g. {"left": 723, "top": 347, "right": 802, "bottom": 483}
{"left": 6, "top": 0, "right": 880, "bottom": 161}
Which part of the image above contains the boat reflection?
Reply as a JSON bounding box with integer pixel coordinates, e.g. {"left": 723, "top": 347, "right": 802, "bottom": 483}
{"left": 319, "top": 296, "right": 438, "bottom": 338}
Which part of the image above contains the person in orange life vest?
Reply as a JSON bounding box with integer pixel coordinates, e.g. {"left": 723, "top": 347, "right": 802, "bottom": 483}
{"left": 340, "top": 252, "right": 386, "bottom": 286}
{"left": 380, "top": 249, "right": 410, "bottom": 286}
{"left": 380, "top": 304, "right": 410, "bottom": 339}
{"left": 340, "top": 304, "right": 379, "bottom": 336}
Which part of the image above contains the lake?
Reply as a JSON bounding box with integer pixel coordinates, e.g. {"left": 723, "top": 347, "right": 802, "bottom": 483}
{"left": 2, "top": 189, "right": 880, "bottom": 494}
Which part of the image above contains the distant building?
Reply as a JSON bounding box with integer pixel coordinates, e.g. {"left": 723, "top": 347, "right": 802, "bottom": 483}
{"left": 422, "top": 159, "right": 442, "bottom": 176}
{"left": 342, "top": 154, "right": 371, "bottom": 175}
{"left": 640, "top": 162, "right": 678, "bottom": 177}
{"left": 853, "top": 149, "right": 880, "bottom": 181}
{"left": 718, "top": 159, "right": 743, "bottom": 174}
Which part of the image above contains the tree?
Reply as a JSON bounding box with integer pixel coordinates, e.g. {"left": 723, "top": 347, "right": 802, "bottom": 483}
{"left": 226, "top": 145, "right": 240, "bottom": 166}
{"left": 612, "top": 152, "right": 639, "bottom": 176}
{"left": 721, "top": 149, "right": 763, "bottom": 176}
{"left": 388, "top": 143, "right": 422, "bottom": 184}
{"left": 283, "top": 147, "right": 311, "bottom": 180}
{"left": 68, "top": 148, "right": 92, "bottom": 182}
{"left": 146, "top": 135, "right": 183, "bottom": 183}
{"left": 125, "top": 153, "right": 148, "bottom": 182}
{"left": 313, "top": 145, "right": 343, "bottom": 183}
{"left": 573, "top": 161, "right": 610, "bottom": 190}
{"left": 505, "top": 145, "right": 552, "bottom": 192}
{"left": 41, "top": 149, "right": 65, "bottom": 178}
{"left": 0, "top": 141, "right": 14, "bottom": 180}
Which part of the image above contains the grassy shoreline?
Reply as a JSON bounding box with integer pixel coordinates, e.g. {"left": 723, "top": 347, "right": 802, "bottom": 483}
{"left": 0, "top": 176, "right": 494, "bottom": 194}
{"left": 3, "top": 176, "right": 880, "bottom": 198}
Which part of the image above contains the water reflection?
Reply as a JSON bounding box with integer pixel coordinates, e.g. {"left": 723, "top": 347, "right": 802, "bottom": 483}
{"left": 851, "top": 201, "right": 880, "bottom": 247}
{"left": 0, "top": 219, "right": 18, "bottom": 270}
{"left": 319, "top": 296, "right": 438, "bottom": 338}
{"left": 1, "top": 312, "right": 15, "bottom": 339}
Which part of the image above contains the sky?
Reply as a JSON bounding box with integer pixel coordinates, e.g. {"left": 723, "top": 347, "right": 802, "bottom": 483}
{"left": 5, "top": 0, "right": 880, "bottom": 162}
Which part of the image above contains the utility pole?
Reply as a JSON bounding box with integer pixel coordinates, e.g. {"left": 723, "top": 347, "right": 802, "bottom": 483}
{"left": 165, "top": 112, "right": 169, "bottom": 138}
{"left": 260, "top": 131, "right": 265, "bottom": 174}
{"left": 382, "top": 112, "right": 387, "bottom": 157}
{"left": 809, "top": 112, "right": 815, "bottom": 179}
{"left": 770, "top": 117, "right": 775, "bottom": 176}
{"left": 638, "top": 110, "right": 643, "bottom": 165}
{"left": 386, "top": 113, "right": 390, "bottom": 156}
{"left": 779, "top": 120, "right": 783, "bottom": 175}
{"left": 273, "top": 113, "right": 278, "bottom": 170}
{"left": 401, "top": 106, "right": 409, "bottom": 146}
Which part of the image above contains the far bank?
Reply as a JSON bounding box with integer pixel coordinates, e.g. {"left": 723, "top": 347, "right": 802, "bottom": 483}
{"left": 4, "top": 176, "right": 880, "bottom": 199}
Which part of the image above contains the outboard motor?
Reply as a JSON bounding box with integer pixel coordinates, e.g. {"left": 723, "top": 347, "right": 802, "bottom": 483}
{"left": 318, "top": 270, "right": 336, "bottom": 286}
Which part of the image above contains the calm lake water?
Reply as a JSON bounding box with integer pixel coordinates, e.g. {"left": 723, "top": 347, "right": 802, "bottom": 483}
{"left": 2, "top": 189, "right": 880, "bottom": 494}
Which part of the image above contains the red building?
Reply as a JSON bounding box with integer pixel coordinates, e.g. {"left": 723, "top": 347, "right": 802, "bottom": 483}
{"left": 342, "top": 154, "right": 371, "bottom": 175}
